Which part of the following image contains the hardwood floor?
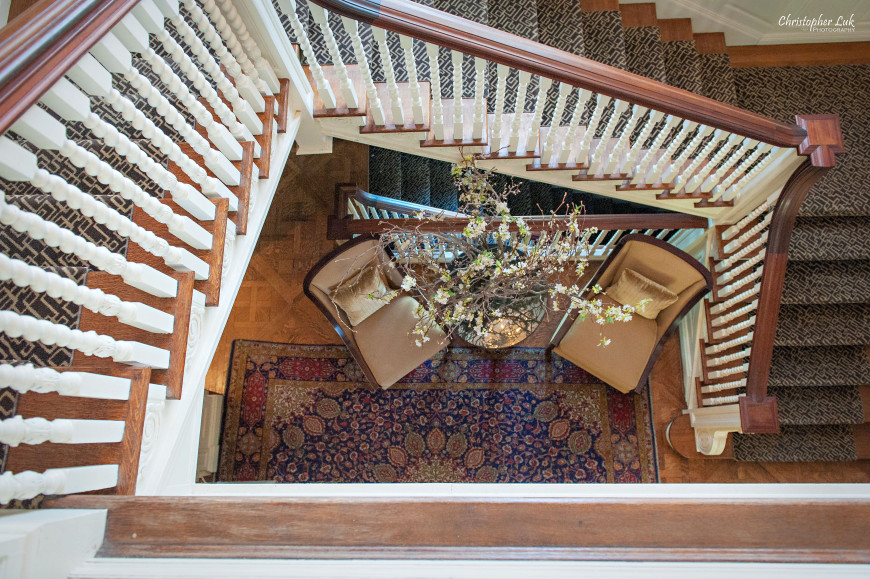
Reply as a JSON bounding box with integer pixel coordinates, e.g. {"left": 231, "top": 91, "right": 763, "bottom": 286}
{"left": 207, "top": 138, "right": 870, "bottom": 483}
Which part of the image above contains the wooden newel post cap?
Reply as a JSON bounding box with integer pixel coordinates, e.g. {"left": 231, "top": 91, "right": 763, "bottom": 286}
{"left": 795, "top": 114, "right": 845, "bottom": 168}
{"left": 739, "top": 395, "right": 780, "bottom": 434}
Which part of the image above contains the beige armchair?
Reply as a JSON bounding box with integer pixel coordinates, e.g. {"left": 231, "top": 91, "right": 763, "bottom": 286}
{"left": 548, "top": 234, "right": 712, "bottom": 393}
{"left": 304, "top": 235, "right": 449, "bottom": 389}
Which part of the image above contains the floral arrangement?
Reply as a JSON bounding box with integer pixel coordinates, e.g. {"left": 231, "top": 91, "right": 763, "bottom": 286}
{"left": 367, "top": 155, "right": 643, "bottom": 347}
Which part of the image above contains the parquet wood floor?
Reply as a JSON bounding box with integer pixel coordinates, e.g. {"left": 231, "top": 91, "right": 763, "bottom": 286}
{"left": 207, "top": 138, "right": 870, "bottom": 483}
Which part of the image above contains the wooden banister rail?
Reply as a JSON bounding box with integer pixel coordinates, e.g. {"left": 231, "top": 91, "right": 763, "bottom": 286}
{"left": 738, "top": 114, "right": 844, "bottom": 434}
{"left": 0, "top": 0, "right": 139, "bottom": 136}
{"left": 355, "top": 188, "right": 467, "bottom": 218}
{"left": 308, "top": 0, "right": 807, "bottom": 147}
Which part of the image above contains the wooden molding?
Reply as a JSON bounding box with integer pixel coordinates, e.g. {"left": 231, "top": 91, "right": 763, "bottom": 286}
{"left": 255, "top": 95, "right": 276, "bottom": 179}
{"left": 727, "top": 42, "right": 870, "bottom": 68}
{"left": 619, "top": 3, "right": 657, "bottom": 28}
{"left": 796, "top": 114, "right": 846, "bottom": 169}
{"left": 308, "top": 0, "right": 807, "bottom": 147}
{"left": 693, "top": 32, "right": 727, "bottom": 55}
{"left": 277, "top": 79, "right": 291, "bottom": 133}
{"left": 579, "top": 0, "right": 619, "bottom": 13}
{"left": 739, "top": 396, "right": 780, "bottom": 434}
{"left": 45, "top": 495, "right": 870, "bottom": 562}
{"left": 665, "top": 414, "right": 734, "bottom": 459}
{"left": 658, "top": 18, "right": 694, "bottom": 43}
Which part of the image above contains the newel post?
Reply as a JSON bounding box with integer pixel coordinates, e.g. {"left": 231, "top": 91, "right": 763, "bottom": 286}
{"left": 740, "top": 114, "right": 845, "bottom": 433}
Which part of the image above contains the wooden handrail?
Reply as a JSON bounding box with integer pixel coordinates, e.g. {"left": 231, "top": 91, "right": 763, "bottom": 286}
{"left": 738, "top": 114, "right": 844, "bottom": 434}
{"left": 0, "top": 0, "right": 139, "bottom": 136}
{"left": 355, "top": 188, "right": 467, "bottom": 217}
{"left": 309, "top": 0, "right": 807, "bottom": 147}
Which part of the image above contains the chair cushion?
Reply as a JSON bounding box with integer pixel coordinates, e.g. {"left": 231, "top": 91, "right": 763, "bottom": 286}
{"left": 554, "top": 300, "right": 658, "bottom": 393}
{"left": 355, "top": 296, "right": 448, "bottom": 388}
{"left": 606, "top": 268, "right": 678, "bottom": 320}
{"left": 330, "top": 260, "right": 390, "bottom": 326}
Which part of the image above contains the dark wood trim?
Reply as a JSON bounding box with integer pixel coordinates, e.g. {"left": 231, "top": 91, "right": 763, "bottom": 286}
{"left": 277, "top": 78, "right": 291, "bottom": 133}
{"left": 45, "top": 495, "right": 870, "bottom": 562}
{"left": 343, "top": 214, "right": 710, "bottom": 235}
{"left": 658, "top": 18, "right": 694, "bottom": 43}
{"left": 0, "top": 0, "right": 139, "bottom": 136}
{"left": 255, "top": 95, "right": 275, "bottom": 179}
{"left": 549, "top": 234, "right": 712, "bottom": 393}
{"left": 302, "top": 234, "right": 383, "bottom": 388}
{"left": 693, "top": 32, "right": 727, "bottom": 55}
{"left": 741, "top": 115, "right": 844, "bottom": 433}
{"left": 309, "top": 0, "right": 806, "bottom": 147}
{"left": 619, "top": 3, "right": 657, "bottom": 28}
{"left": 354, "top": 188, "right": 467, "bottom": 218}
{"left": 727, "top": 41, "right": 870, "bottom": 68}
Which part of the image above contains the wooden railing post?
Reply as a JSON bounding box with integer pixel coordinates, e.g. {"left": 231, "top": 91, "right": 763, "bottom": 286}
{"left": 739, "top": 114, "right": 844, "bottom": 434}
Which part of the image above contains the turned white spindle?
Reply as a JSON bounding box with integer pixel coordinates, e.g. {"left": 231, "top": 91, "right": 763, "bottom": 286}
{"left": 0, "top": 415, "right": 125, "bottom": 446}
{"left": 0, "top": 195, "right": 176, "bottom": 298}
{"left": 685, "top": 133, "right": 740, "bottom": 193}
{"left": 711, "top": 284, "right": 761, "bottom": 315}
{"left": 424, "top": 43, "right": 444, "bottom": 141}
{"left": 0, "top": 363, "right": 134, "bottom": 399}
{"left": 575, "top": 94, "right": 612, "bottom": 168}
{"left": 0, "top": 310, "right": 169, "bottom": 368}
{"left": 710, "top": 144, "right": 774, "bottom": 201}
{"left": 603, "top": 104, "right": 646, "bottom": 175}
{"left": 399, "top": 35, "right": 424, "bottom": 125}
{"left": 722, "top": 194, "right": 777, "bottom": 241}
{"left": 712, "top": 315, "right": 755, "bottom": 340}
{"left": 281, "top": 0, "right": 335, "bottom": 108}
{"left": 620, "top": 109, "right": 663, "bottom": 173}
{"left": 588, "top": 100, "right": 629, "bottom": 176}
{"left": 214, "top": 0, "right": 280, "bottom": 92}
{"left": 310, "top": 4, "right": 359, "bottom": 110}
{"left": 372, "top": 28, "right": 404, "bottom": 126}
{"left": 631, "top": 115, "right": 679, "bottom": 185}
{"left": 101, "top": 89, "right": 238, "bottom": 210}
{"left": 341, "top": 18, "right": 382, "bottom": 125}
{"left": 700, "top": 138, "right": 757, "bottom": 192}
{"left": 508, "top": 70, "right": 531, "bottom": 153}
{"left": 471, "top": 57, "right": 487, "bottom": 140}
{"left": 541, "top": 84, "right": 571, "bottom": 164}
{"left": 706, "top": 332, "right": 754, "bottom": 355}
{"left": 718, "top": 267, "right": 764, "bottom": 300}
{"left": 706, "top": 348, "right": 750, "bottom": 368}
{"left": 0, "top": 254, "right": 174, "bottom": 334}
{"left": 718, "top": 232, "right": 769, "bottom": 272}
{"left": 181, "top": 0, "right": 265, "bottom": 113}
{"left": 489, "top": 64, "right": 509, "bottom": 152}
{"left": 523, "top": 77, "right": 552, "bottom": 154}
{"left": 660, "top": 125, "right": 714, "bottom": 183}
{"left": 723, "top": 211, "right": 773, "bottom": 254}
{"left": 707, "top": 363, "right": 749, "bottom": 380}
{"left": 0, "top": 465, "right": 119, "bottom": 504}
{"left": 712, "top": 300, "right": 758, "bottom": 328}
{"left": 558, "top": 89, "right": 592, "bottom": 165}
{"left": 723, "top": 148, "right": 789, "bottom": 203}
{"left": 672, "top": 130, "right": 726, "bottom": 191}
{"left": 451, "top": 50, "right": 464, "bottom": 140}
{"left": 643, "top": 119, "right": 697, "bottom": 185}
{"left": 717, "top": 251, "right": 765, "bottom": 286}
{"left": 702, "top": 393, "right": 745, "bottom": 406}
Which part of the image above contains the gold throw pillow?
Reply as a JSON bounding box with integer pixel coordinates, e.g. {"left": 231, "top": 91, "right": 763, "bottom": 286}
{"left": 605, "top": 268, "right": 678, "bottom": 320}
{"left": 331, "top": 262, "right": 389, "bottom": 327}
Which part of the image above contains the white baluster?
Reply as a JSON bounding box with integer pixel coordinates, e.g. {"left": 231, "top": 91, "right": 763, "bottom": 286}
{"left": 541, "top": 84, "right": 571, "bottom": 165}
{"left": 372, "top": 27, "right": 404, "bottom": 126}
{"left": 0, "top": 194, "right": 176, "bottom": 298}
{"left": 706, "top": 331, "right": 754, "bottom": 355}
{"left": 558, "top": 89, "right": 592, "bottom": 165}
{"left": 710, "top": 283, "right": 761, "bottom": 315}
{"left": 588, "top": 100, "right": 629, "bottom": 176}
{"left": 718, "top": 232, "right": 769, "bottom": 272}
{"left": 706, "top": 348, "right": 750, "bottom": 368}
{"left": 700, "top": 138, "right": 758, "bottom": 192}
{"left": 472, "top": 57, "right": 487, "bottom": 140}
{"left": 424, "top": 43, "right": 444, "bottom": 140}
{"left": 213, "top": 0, "right": 280, "bottom": 92}
{"left": 711, "top": 300, "right": 758, "bottom": 327}
{"left": 630, "top": 115, "right": 679, "bottom": 185}
{"left": 620, "top": 109, "right": 663, "bottom": 173}
{"left": 339, "top": 19, "right": 380, "bottom": 125}
{"left": 280, "top": 0, "right": 335, "bottom": 108}
{"left": 603, "top": 104, "right": 647, "bottom": 175}
{"left": 710, "top": 144, "right": 773, "bottom": 201}
{"left": 707, "top": 363, "right": 749, "bottom": 380}
{"left": 310, "top": 4, "right": 359, "bottom": 110}
{"left": 0, "top": 465, "right": 119, "bottom": 503}
{"left": 723, "top": 148, "right": 789, "bottom": 203}
{"left": 718, "top": 252, "right": 765, "bottom": 286}
{"left": 722, "top": 193, "right": 777, "bottom": 241}
{"left": 489, "top": 64, "right": 509, "bottom": 152}
{"left": 712, "top": 315, "right": 755, "bottom": 340}
{"left": 451, "top": 51, "right": 463, "bottom": 140}
{"left": 718, "top": 267, "right": 763, "bottom": 299}
{"left": 400, "top": 35, "right": 424, "bottom": 125}
{"left": 672, "top": 129, "right": 725, "bottom": 191}
{"left": 576, "top": 94, "right": 612, "bottom": 168}
{"left": 0, "top": 254, "right": 174, "bottom": 334}
{"left": 723, "top": 211, "right": 773, "bottom": 254}
{"left": 685, "top": 133, "right": 740, "bottom": 193}
{"left": 0, "top": 310, "right": 169, "bottom": 368}
{"left": 660, "top": 125, "right": 714, "bottom": 184}
{"left": 702, "top": 384, "right": 747, "bottom": 398}
{"left": 0, "top": 364, "right": 133, "bottom": 399}
{"left": 181, "top": 0, "right": 265, "bottom": 113}
{"left": 508, "top": 70, "right": 531, "bottom": 153}
{"left": 643, "top": 119, "right": 697, "bottom": 185}
{"left": 0, "top": 415, "right": 125, "bottom": 446}
{"left": 523, "top": 77, "right": 552, "bottom": 154}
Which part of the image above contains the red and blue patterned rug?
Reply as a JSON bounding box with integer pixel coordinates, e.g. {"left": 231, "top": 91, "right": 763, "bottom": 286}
{"left": 218, "top": 341, "right": 658, "bottom": 483}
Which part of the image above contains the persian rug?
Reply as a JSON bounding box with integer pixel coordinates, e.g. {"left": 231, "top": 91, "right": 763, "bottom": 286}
{"left": 218, "top": 341, "right": 658, "bottom": 483}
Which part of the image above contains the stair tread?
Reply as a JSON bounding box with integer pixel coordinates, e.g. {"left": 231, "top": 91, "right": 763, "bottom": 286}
{"left": 733, "top": 424, "right": 857, "bottom": 462}
{"left": 782, "top": 260, "right": 870, "bottom": 305}
{"left": 769, "top": 345, "right": 870, "bottom": 387}
{"left": 775, "top": 303, "right": 870, "bottom": 347}
{"left": 789, "top": 216, "right": 870, "bottom": 261}
{"left": 768, "top": 386, "right": 865, "bottom": 426}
